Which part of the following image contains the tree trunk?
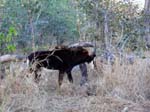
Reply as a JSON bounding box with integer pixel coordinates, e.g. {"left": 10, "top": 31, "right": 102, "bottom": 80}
{"left": 30, "top": 17, "right": 35, "bottom": 51}
{"left": 104, "top": 12, "right": 109, "bottom": 50}
{"left": 144, "top": 0, "right": 150, "bottom": 48}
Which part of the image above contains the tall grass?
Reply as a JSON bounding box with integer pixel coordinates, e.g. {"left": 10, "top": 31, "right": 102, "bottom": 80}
{"left": 0, "top": 55, "right": 150, "bottom": 112}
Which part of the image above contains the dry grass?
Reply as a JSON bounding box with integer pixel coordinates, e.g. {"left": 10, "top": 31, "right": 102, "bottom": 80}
{"left": 1, "top": 54, "right": 150, "bottom": 112}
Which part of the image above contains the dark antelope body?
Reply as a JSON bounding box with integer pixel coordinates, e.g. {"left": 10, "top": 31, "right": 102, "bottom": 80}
{"left": 27, "top": 43, "right": 96, "bottom": 87}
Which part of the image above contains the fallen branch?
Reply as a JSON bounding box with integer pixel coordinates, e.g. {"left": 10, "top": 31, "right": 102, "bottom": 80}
{"left": 0, "top": 54, "right": 26, "bottom": 63}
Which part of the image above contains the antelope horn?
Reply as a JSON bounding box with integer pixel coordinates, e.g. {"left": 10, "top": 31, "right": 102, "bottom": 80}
{"left": 69, "top": 41, "right": 96, "bottom": 56}
{"left": 68, "top": 42, "right": 94, "bottom": 48}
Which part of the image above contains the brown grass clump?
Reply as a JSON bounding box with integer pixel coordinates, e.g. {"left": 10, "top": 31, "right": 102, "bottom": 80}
{"left": 97, "top": 57, "right": 150, "bottom": 102}
{"left": 1, "top": 54, "right": 150, "bottom": 112}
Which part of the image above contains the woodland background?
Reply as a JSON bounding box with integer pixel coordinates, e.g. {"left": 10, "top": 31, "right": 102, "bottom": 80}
{"left": 0, "top": 0, "right": 149, "bottom": 55}
{"left": 0, "top": 0, "right": 150, "bottom": 112}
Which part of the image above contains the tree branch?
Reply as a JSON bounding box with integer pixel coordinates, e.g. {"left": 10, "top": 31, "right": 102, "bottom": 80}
{"left": 0, "top": 54, "right": 26, "bottom": 63}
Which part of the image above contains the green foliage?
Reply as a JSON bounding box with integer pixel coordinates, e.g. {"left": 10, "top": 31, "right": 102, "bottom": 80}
{"left": 0, "top": 0, "right": 147, "bottom": 53}
{"left": 0, "top": 26, "right": 17, "bottom": 54}
{"left": 75, "top": 0, "right": 145, "bottom": 51}
{"left": 0, "top": 0, "right": 78, "bottom": 51}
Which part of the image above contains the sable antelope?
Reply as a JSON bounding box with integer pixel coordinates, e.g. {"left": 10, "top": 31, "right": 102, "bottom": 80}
{"left": 54, "top": 42, "right": 97, "bottom": 85}
{"left": 27, "top": 42, "right": 96, "bottom": 88}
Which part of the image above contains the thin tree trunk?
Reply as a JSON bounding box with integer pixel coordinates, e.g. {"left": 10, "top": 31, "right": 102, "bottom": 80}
{"left": 104, "top": 12, "right": 109, "bottom": 50}
{"left": 144, "top": 0, "right": 150, "bottom": 48}
{"left": 30, "top": 17, "right": 35, "bottom": 51}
